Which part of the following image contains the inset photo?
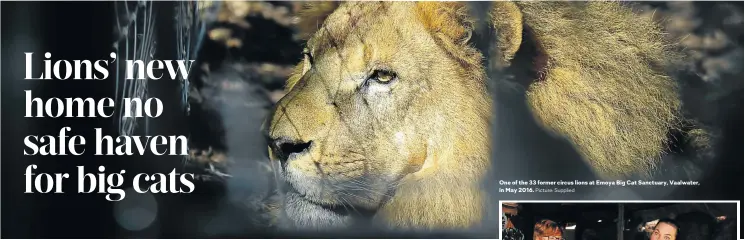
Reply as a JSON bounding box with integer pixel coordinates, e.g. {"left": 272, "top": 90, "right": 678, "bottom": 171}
{"left": 500, "top": 201, "right": 740, "bottom": 240}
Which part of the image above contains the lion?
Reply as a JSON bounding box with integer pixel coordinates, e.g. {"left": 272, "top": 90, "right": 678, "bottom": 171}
{"left": 265, "top": 1, "right": 704, "bottom": 231}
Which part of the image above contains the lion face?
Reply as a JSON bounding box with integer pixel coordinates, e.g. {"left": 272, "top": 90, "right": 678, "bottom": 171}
{"left": 266, "top": 2, "right": 487, "bottom": 229}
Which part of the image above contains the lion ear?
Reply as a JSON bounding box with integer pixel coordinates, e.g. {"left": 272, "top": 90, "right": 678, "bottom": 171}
{"left": 415, "top": 2, "right": 483, "bottom": 67}
{"left": 490, "top": 2, "right": 550, "bottom": 81}
{"left": 294, "top": 2, "right": 341, "bottom": 40}
{"left": 415, "top": 2, "right": 474, "bottom": 46}
{"left": 415, "top": 2, "right": 529, "bottom": 68}
{"left": 490, "top": 2, "right": 524, "bottom": 65}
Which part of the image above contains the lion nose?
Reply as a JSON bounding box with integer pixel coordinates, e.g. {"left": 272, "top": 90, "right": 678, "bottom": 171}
{"left": 270, "top": 138, "right": 313, "bottom": 163}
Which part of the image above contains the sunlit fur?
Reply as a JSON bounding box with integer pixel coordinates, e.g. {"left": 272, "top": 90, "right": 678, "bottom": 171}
{"left": 512, "top": 2, "right": 685, "bottom": 178}
{"left": 267, "top": 1, "right": 697, "bottom": 230}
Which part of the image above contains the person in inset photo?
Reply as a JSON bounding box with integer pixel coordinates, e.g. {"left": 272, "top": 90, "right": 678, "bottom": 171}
{"left": 533, "top": 219, "right": 563, "bottom": 240}
{"left": 651, "top": 218, "right": 679, "bottom": 240}
{"left": 501, "top": 202, "right": 525, "bottom": 240}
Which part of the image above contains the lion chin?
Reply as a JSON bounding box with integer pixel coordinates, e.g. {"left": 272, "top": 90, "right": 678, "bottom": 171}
{"left": 275, "top": 155, "right": 380, "bottom": 230}
{"left": 282, "top": 191, "right": 353, "bottom": 230}
{"left": 264, "top": 1, "right": 706, "bottom": 231}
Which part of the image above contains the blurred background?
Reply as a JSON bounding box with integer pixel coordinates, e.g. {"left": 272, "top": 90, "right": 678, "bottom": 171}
{"left": 1, "top": 1, "right": 742, "bottom": 238}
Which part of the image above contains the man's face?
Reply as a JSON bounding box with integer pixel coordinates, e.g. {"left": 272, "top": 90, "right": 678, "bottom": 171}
{"left": 650, "top": 222, "right": 677, "bottom": 240}
{"left": 540, "top": 236, "right": 563, "bottom": 240}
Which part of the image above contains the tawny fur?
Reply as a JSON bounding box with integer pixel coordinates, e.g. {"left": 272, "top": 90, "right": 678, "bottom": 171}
{"left": 268, "top": 1, "right": 698, "bottom": 230}
{"left": 513, "top": 2, "right": 685, "bottom": 178}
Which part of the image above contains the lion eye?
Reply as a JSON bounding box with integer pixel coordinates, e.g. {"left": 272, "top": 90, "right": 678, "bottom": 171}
{"left": 371, "top": 69, "right": 397, "bottom": 84}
